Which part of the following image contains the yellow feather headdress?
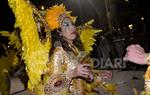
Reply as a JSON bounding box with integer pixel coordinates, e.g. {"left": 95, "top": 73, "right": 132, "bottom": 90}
{"left": 45, "top": 4, "right": 76, "bottom": 31}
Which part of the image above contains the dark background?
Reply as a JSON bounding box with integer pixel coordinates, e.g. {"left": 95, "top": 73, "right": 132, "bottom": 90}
{"left": 1, "top": 0, "right": 150, "bottom": 31}
{"left": 0, "top": 0, "right": 150, "bottom": 70}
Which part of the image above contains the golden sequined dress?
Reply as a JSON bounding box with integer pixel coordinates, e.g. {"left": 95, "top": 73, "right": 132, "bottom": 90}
{"left": 44, "top": 45, "right": 96, "bottom": 95}
{"left": 144, "top": 55, "right": 150, "bottom": 94}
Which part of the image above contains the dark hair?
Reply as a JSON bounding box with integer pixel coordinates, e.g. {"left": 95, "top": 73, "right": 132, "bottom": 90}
{"left": 50, "top": 28, "right": 84, "bottom": 54}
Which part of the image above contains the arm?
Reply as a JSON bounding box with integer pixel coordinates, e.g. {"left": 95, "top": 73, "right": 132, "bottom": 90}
{"left": 123, "top": 45, "right": 150, "bottom": 94}
{"left": 47, "top": 47, "right": 66, "bottom": 76}
{"left": 47, "top": 47, "right": 93, "bottom": 82}
{"left": 124, "top": 44, "right": 149, "bottom": 65}
{"left": 45, "top": 47, "right": 70, "bottom": 94}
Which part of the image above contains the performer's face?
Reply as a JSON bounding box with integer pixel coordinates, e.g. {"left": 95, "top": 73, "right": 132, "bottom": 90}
{"left": 60, "top": 17, "right": 77, "bottom": 41}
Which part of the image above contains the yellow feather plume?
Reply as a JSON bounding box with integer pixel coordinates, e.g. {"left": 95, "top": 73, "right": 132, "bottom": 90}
{"left": 78, "top": 20, "right": 102, "bottom": 53}
{"left": 0, "top": 31, "right": 10, "bottom": 36}
{"left": 0, "top": 30, "right": 22, "bottom": 50}
{"left": 8, "top": 0, "right": 51, "bottom": 93}
{"left": 0, "top": 49, "right": 18, "bottom": 71}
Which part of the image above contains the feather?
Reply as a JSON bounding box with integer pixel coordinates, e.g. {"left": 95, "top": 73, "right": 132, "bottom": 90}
{"left": 8, "top": 0, "right": 51, "bottom": 93}
{"left": 0, "top": 31, "right": 10, "bottom": 36}
{"left": 78, "top": 20, "right": 102, "bottom": 53}
{"left": 0, "top": 50, "right": 18, "bottom": 71}
{"left": 0, "top": 69, "right": 10, "bottom": 95}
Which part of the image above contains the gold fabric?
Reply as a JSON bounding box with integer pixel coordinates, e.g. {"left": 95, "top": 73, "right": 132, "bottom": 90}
{"left": 145, "top": 54, "right": 150, "bottom": 93}
{"left": 44, "top": 46, "right": 94, "bottom": 95}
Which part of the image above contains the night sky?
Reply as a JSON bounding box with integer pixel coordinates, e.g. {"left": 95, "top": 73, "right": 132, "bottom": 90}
{"left": 0, "top": 0, "right": 15, "bottom": 31}
{"left": 0, "top": 0, "right": 150, "bottom": 30}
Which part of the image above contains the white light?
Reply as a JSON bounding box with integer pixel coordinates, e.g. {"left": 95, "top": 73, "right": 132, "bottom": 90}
{"left": 125, "top": 0, "right": 129, "bottom": 2}
{"left": 128, "top": 24, "right": 133, "bottom": 30}
{"left": 41, "top": 5, "right": 44, "bottom": 10}
{"left": 141, "top": 17, "right": 144, "bottom": 21}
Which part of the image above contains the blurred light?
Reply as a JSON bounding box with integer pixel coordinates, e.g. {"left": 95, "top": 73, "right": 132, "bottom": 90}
{"left": 128, "top": 24, "right": 133, "bottom": 30}
{"left": 7, "top": 45, "right": 10, "bottom": 48}
{"left": 118, "top": 28, "right": 121, "bottom": 31}
{"left": 141, "top": 17, "right": 144, "bottom": 21}
{"left": 125, "top": 0, "right": 129, "bottom": 2}
{"left": 41, "top": 5, "right": 44, "bottom": 10}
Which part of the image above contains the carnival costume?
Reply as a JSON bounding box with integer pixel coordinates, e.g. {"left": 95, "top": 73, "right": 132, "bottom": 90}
{"left": 0, "top": 0, "right": 118, "bottom": 95}
{"left": 142, "top": 55, "right": 150, "bottom": 95}
{"left": 42, "top": 4, "right": 101, "bottom": 95}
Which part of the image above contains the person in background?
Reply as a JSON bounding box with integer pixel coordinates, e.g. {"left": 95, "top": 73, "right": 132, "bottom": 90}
{"left": 124, "top": 44, "right": 149, "bottom": 65}
{"left": 124, "top": 44, "right": 150, "bottom": 93}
